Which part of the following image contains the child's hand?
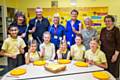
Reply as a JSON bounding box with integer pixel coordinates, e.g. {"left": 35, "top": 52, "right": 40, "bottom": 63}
{"left": 87, "top": 60, "right": 94, "bottom": 65}
{"left": 71, "top": 52, "right": 74, "bottom": 57}
{"left": 11, "top": 54, "right": 17, "bottom": 59}
{"left": 40, "top": 47, "right": 45, "bottom": 58}
{"left": 19, "top": 46, "right": 24, "bottom": 54}
{"left": 72, "top": 26, "right": 77, "bottom": 33}
{"left": 59, "top": 47, "right": 63, "bottom": 53}
{"left": 21, "top": 33, "right": 26, "bottom": 38}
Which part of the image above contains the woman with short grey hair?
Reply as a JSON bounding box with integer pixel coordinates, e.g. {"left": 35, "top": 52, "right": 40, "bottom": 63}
{"left": 81, "top": 17, "right": 98, "bottom": 50}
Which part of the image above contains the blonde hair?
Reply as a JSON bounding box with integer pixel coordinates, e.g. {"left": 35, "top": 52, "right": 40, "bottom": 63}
{"left": 43, "top": 31, "right": 51, "bottom": 38}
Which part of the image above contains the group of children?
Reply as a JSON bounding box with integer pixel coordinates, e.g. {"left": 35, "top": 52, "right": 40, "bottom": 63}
{"left": 0, "top": 24, "right": 107, "bottom": 71}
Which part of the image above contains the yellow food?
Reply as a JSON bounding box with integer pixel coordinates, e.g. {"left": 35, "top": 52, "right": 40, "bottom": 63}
{"left": 74, "top": 61, "right": 89, "bottom": 67}
{"left": 33, "top": 60, "right": 46, "bottom": 66}
{"left": 92, "top": 72, "right": 110, "bottom": 80}
{"left": 10, "top": 68, "right": 26, "bottom": 76}
{"left": 57, "top": 59, "right": 71, "bottom": 64}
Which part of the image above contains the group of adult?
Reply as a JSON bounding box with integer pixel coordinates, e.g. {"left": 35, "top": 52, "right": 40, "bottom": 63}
{"left": 9, "top": 7, "right": 120, "bottom": 79}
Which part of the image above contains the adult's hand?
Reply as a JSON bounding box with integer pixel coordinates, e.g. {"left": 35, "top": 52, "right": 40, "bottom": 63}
{"left": 111, "top": 52, "right": 119, "bottom": 63}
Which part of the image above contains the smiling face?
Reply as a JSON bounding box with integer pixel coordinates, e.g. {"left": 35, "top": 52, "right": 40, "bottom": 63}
{"left": 9, "top": 26, "right": 19, "bottom": 38}
{"left": 30, "top": 43, "right": 37, "bottom": 52}
{"left": 60, "top": 42, "right": 67, "bottom": 50}
{"left": 104, "top": 18, "right": 114, "bottom": 28}
{"left": 75, "top": 36, "right": 82, "bottom": 46}
{"left": 36, "top": 8, "right": 43, "bottom": 19}
{"left": 71, "top": 11, "right": 78, "bottom": 21}
{"left": 53, "top": 17, "right": 59, "bottom": 24}
{"left": 36, "top": 12, "right": 42, "bottom": 19}
{"left": 84, "top": 18, "right": 93, "bottom": 28}
{"left": 17, "top": 16, "right": 24, "bottom": 24}
{"left": 90, "top": 40, "right": 98, "bottom": 51}
{"left": 43, "top": 33, "right": 51, "bottom": 44}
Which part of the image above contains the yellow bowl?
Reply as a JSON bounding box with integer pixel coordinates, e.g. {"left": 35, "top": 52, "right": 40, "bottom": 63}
{"left": 10, "top": 68, "right": 26, "bottom": 76}
{"left": 33, "top": 60, "right": 46, "bottom": 66}
{"left": 74, "top": 61, "right": 89, "bottom": 67}
{"left": 92, "top": 72, "right": 110, "bottom": 80}
{"left": 57, "top": 59, "right": 71, "bottom": 64}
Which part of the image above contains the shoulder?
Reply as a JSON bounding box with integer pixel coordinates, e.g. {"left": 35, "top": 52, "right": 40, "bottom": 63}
{"left": 71, "top": 44, "right": 76, "bottom": 48}
{"left": 3, "top": 38, "right": 10, "bottom": 43}
{"left": 81, "top": 29, "right": 87, "bottom": 33}
{"left": 40, "top": 43, "right": 44, "bottom": 47}
{"left": 17, "top": 37, "right": 24, "bottom": 41}
{"left": 59, "top": 24, "right": 65, "bottom": 29}
{"left": 81, "top": 45, "right": 86, "bottom": 50}
{"left": 43, "top": 17, "right": 49, "bottom": 21}
{"left": 66, "top": 20, "right": 71, "bottom": 23}
{"left": 98, "top": 49, "right": 105, "bottom": 55}
{"left": 29, "top": 18, "right": 36, "bottom": 22}
{"left": 85, "top": 49, "right": 91, "bottom": 54}
{"left": 113, "top": 26, "right": 120, "bottom": 32}
{"left": 76, "top": 20, "right": 81, "bottom": 23}
{"left": 92, "top": 28, "right": 97, "bottom": 32}
{"left": 101, "top": 27, "right": 106, "bottom": 31}
{"left": 50, "top": 43, "right": 55, "bottom": 46}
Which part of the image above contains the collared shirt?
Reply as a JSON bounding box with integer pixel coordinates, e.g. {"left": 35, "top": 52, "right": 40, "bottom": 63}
{"left": 25, "top": 51, "right": 40, "bottom": 62}
{"left": 29, "top": 17, "right": 50, "bottom": 40}
{"left": 39, "top": 43, "right": 55, "bottom": 60}
{"left": 81, "top": 28, "right": 97, "bottom": 50}
{"left": 71, "top": 44, "right": 85, "bottom": 61}
{"left": 2, "top": 36, "right": 26, "bottom": 55}
{"left": 49, "top": 24, "right": 65, "bottom": 48}
{"left": 85, "top": 49, "right": 107, "bottom": 65}
{"left": 65, "top": 20, "right": 81, "bottom": 47}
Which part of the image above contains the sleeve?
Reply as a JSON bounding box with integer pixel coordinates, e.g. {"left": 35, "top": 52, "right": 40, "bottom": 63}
{"left": 20, "top": 39, "right": 26, "bottom": 48}
{"left": 47, "top": 20, "right": 50, "bottom": 28}
{"left": 70, "top": 46, "right": 74, "bottom": 56}
{"left": 67, "top": 51, "right": 71, "bottom": 59}
{"left": 46, "top": 19, "right": 50, "bottom": 31}
{"left": 1, "top": 40, "right": 8, "bottom": 51}
{"left": 115, "top": 28, "right": 120, "bottom": 52}
{"left": 100, "top": 28, "right": 104, "bottom": 43}
{"left": 82, "top": 45, "right": 86, "bottom": 51}
{"left": 48, "top": 25, "right": 52, "bottom": 33}
{"left": 57, "top": 50, "right": 62, "bottom": 59}
{"left": 39, "top": 44, "right": 42, "bottom": 51}
{"left": 62, "top": 26, "right": 65, "bottom": 36}
{"left": 100, "top": 51, "right": 107, "bottom": 63}
{"left": 28, "top": 19, "right": 34, "bottom": 31}
{"left": 94, "top": 29, "right": 98, "bottom": 38}
{"left": 25, "top": 52, "right": 28, "bottom": 58}
{"left": 51, "top": 44, "right": 55, "bottom": 60}
{"left": 65, "top": 21, "right": 69, "bottom": 36}
{"left": 84, "top": 51, "right": 88, "bottom": 59}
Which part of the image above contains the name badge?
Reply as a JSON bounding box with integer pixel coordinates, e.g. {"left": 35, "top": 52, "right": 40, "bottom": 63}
{"left": 67, "top": 41, "right": 70, "bottom": 45}
{"left": 54, "top": 35, "right": 58, "bottom": 39}
{"left": 59, "top": 37, "right": 62, "bottom": 40}
{"left": 72, "top": 34, "right": 74, "bottom": 37}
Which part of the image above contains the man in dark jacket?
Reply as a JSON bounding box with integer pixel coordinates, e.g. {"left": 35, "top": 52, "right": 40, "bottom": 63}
{"left": 28, "top": 7, "right": 50, "bottom": 45}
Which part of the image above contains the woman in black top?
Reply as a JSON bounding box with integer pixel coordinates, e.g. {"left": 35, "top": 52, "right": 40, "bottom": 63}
{"left": 100, "top": 15, "right": 120, "bottom": 79}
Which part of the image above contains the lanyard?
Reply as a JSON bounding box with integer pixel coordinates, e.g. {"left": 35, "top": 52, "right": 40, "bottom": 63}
{"left": 54, "top": 25, "right": 58, "bottom": 35}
